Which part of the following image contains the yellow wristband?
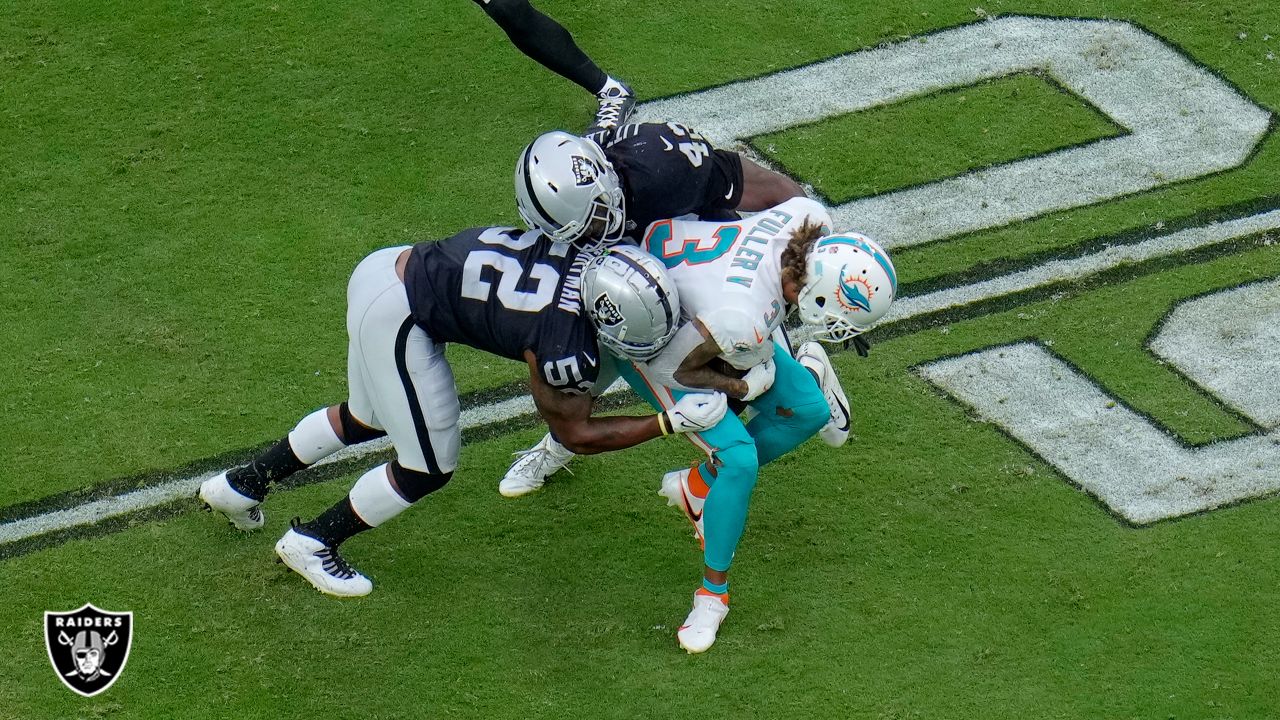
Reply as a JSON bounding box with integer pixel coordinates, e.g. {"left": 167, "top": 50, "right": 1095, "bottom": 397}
{"left": 657, "top": 412, "right": 671, "bottom": 436}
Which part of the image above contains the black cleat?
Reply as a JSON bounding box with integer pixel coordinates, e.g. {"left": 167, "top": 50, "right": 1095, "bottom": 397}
{"left": 585, "top": 82, "right": 635, "bottom": 145}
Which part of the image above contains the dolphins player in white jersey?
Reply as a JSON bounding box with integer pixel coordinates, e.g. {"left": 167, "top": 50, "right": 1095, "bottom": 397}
{"left": 504, "top": 196, "right": 898, "bottom": 652}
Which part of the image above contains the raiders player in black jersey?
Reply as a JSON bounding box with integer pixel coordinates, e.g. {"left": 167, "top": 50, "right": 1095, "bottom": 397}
{"left": 199, "top": 227, "right": 729, "bottom": 597}
{"left": 515, "top": 122, "right": 807, "bottom": 247}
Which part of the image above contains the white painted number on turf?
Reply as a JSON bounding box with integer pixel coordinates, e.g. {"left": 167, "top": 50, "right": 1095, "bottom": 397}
{"left": 635, "top": 16, "right": 1271, "bottom": 248}
{"left": 919, "top": 280, "right": 1280, "bottom": 524}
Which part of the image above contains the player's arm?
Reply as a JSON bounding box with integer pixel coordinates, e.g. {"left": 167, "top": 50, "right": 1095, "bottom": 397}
{"left": 667, "top": 320, "right": 774, "bottom": 401}
{"left": 671, "top": 322, "right": 749, "bottom": 399}
{"left": 524, "top": 350, "right": 726, "bottom": 454}
{"left": 734, "top": 155, "right": 806, "bottom": 212}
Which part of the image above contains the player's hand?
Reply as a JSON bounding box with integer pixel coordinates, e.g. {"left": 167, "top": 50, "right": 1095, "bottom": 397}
{"left": 851, "top": 335, "right": 871, "bottom": 358}
{"left": 740, "top": 359, "right": 776, "bottom": 401}
{"left": 666, "top": 392, "right": 729, "bottom": 433}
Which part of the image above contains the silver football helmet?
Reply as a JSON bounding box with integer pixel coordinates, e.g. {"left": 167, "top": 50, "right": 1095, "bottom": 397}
{"left": 795, "top": 232, "right": 897, "bottom": 343}
{"left": 581, "top": 245, "right": 680, "bottom": 360}
{"left": 515, "top": 131, "right": 626, "bottom": 246}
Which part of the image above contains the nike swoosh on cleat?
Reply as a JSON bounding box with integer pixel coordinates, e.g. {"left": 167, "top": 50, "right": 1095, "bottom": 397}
{"left": 833, "top": 396, "right": 851, "bottom": 431}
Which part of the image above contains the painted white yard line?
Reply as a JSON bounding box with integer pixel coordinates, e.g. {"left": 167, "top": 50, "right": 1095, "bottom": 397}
{"left": 635, "top": 16, "right": 1270, "bottom": 249}
{"left": 881, "top": 209, "right": 1280, "bottom": 324}
{"left": 3, "top": 210, "right": 1278, "bottom": 547}
{"left": 0, "top": 382, "right": 626, "bottom": 546}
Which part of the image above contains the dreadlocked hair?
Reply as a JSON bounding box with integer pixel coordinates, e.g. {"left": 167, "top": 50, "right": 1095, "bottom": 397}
{"left": 780, "top": 217, "right": 826, "bottom": 287}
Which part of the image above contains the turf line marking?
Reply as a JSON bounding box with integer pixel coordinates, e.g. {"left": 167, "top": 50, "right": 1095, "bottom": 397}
{"left": 0, "top": 384, "right": 625, "bottom": 547}
{"left": 3, "top": 211, "right": 1278, "bottom": 548}
{"left": 881, "top": 209, "right": 1280, "bottom": 324}
{"left": 636, "top": 15, "right": 1271, "bottom": 248}
{"left": 921, "top": 327, "right": 1280, "bottom": 525}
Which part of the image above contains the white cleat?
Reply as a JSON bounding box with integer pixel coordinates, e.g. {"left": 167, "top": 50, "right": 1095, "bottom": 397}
{"left": 677, "top": 590, "right": 730, "bottom": 654}
{"left": 274, "top": 525, "right": 372, "bottom": 598}
{"left": 499, "top": 433, "right": 575, "bottom": 498}
{"left": 198, "top": 471, "right": 265, "bottom": 531}
{"left": 659, "top": 468, "right": 705, "bottom": 548}
{"left": 796, "top": 341, "right": 851, "bottom": 447}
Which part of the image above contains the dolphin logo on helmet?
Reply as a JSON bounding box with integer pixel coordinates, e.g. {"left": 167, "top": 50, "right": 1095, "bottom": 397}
{"left": 836, "top": 269, "right": 873, "bottom": 313}
{"left": 796, "top": 231, "right": 898, "bottom": 343}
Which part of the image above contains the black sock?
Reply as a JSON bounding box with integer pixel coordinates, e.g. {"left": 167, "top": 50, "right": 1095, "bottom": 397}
{"left": 482, "top": 0, "right": 608, "bottom": 93}
{"left": 227, "top": 436, "right": 306, "bottom": 501}
{"left": 297, "top": 498, "right": 372, "bottom": 547}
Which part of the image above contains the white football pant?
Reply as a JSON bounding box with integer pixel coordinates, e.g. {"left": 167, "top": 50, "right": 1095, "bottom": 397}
{"left": 345, "top": 246, "right": 460, "bottom": 475}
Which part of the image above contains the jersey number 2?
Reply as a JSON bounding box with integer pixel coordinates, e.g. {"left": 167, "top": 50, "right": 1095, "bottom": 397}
{"left": 461, "top": 251, "right": 558, "bottom": 312}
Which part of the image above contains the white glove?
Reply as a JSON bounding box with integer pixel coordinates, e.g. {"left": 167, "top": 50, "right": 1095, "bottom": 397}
{"left": 740, "top": 359, "right": 776, "bottom": 402}
{"left": 665, "top": 392, "right": 729, "bottom": 433}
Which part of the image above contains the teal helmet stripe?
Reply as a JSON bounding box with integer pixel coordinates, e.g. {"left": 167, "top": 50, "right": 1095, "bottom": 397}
{"left": 817, "top": 236, "right": 897, "bottom": 293}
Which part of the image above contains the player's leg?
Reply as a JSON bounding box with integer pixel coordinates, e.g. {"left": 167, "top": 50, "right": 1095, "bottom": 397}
{"left": 198, "top": 253, "right": 401, "bottom": 530}
{"left": 275, "top": 249, "right": 459, "bottom": 597}
{"left": 497, "top": 355, "right": 623, "bottom": 497}
{"left": 619, "top": 360, "right": 761, "bottom": 653}
{"left": 471, "top": 0, "right": 634, "bottom": 138}
{"left": 794, "top": 340, "right": 852, "bottom": 447}
{"left": 198, "top": 402, "right": 386, "bottom": 531}
{"left": 742, "top": 344, "right": 830, "bottom": 466}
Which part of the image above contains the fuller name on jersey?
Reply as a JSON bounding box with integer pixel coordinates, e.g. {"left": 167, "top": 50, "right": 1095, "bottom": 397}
{"left": 642, "top": 197, "right": 834, "bottom": 370}
{"left": 403, "top": 226, "right": 600, "bottom": 394}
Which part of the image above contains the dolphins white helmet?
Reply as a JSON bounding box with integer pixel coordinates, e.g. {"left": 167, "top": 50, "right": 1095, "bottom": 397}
{"left": 515, "top": 131, "right": 626, "bottom": 247}
{"left": 795, "top": 232, "right": 897, "bottom": 343}
{"left": 581, "top": 245, "right": 680, "bottom": 360}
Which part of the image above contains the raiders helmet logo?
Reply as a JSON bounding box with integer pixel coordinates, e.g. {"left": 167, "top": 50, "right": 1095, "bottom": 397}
{"left": 571, "top": 155, "right": 599, "bottom": 187}
{"left": 592, "top": 293, "right": 625, "bottom": 326}
{"left": 45, "top": 603, "right": 134, "bottom": 697}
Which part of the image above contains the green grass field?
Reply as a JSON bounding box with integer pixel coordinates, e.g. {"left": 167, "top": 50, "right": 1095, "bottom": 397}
{"left": 4, "top": 0, "right": 1280, "bottom": 717}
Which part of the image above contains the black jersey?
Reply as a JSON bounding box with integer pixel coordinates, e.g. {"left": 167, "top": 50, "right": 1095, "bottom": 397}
{"left": 604, "top": 121, "right": 745, "bottom": 239}
{"left": 403, "top": 226, "right": 600, "bottom": 394}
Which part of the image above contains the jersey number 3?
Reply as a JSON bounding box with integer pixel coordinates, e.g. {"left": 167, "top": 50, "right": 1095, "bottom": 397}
{"left": 644, "top": 220, "right": 740, "bottom": 269}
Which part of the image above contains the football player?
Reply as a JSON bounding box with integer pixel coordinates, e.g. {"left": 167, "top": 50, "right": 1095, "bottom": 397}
{"left": 199, "top": 228, "right": 728, "bottom": 597}
{"left": 515, "top": 123, "right": 808, "bottom": 248}
{"left": 472, "top": 0, "right": 634, "bottom": 138}
{"left": 508, "top": 197, "right": 899, "bottom": 652}
{"left": 501, "top": 127, "right": 835, "bottom": 496}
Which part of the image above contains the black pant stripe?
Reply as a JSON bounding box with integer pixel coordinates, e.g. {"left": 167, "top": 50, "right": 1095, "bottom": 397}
{"left": 393, "top": 317, "right": 443, "bottom": 476}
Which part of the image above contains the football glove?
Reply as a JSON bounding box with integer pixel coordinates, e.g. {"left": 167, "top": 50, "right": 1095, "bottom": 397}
{"left": 740, "top": 358, "right": 777, "bottom": 401}
{"left": 851, "top": 335, "right": 871, "bottom": 358}
{"left": 666, "top": 392, "right": 729, "bottom": 433}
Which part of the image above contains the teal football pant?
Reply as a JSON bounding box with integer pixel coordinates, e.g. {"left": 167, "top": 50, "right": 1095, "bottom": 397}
{"left": 620, "top": 343, "right": 828, "bottom": 572}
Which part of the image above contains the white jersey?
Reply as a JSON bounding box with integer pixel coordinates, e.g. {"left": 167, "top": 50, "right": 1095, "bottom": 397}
{"left": 640, "top": 197, "right": 834, "bottom": 371}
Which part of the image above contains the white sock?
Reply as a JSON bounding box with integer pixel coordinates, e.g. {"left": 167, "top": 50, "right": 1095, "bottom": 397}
{"left": 348, "top": 464, "right": 412, "bottom": 527}
{"left": 598, "top": 76, "right": 628, "bottom": 97}
{"left": 287, "top": 408, "right": 345, "bottom": 465}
